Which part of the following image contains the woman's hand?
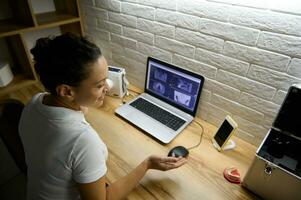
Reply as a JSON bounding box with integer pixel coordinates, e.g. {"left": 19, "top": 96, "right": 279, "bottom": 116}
{"left": 146, "top": 155, "right": 187, "bottom": 171}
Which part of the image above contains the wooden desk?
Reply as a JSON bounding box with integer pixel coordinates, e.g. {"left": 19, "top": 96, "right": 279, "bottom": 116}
{"left": 7, "top": 83, "right": 259, "bottom": 199}
{"left": 86, "top": 93, "right": 259, "bottom": 200}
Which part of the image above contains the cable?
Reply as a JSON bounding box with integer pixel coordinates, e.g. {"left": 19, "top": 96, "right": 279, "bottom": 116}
{"left": 187, "top": 119, "right": 204, "bottom": 150}
{"left": 127, "top": 87, "right": 142, "bottom": 94}
{"left": 121, "top": 89, "right": 139, "bottom": 104}
{"left": 121, "top": 87, "right": 205, "bottom": 150}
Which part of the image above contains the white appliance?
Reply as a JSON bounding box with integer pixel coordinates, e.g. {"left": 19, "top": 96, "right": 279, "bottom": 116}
{"left": 107, "top": 66, "right": 128, "bottom": 98}
{"left": 0, "top": 61, "right": 14, "bottom": 87}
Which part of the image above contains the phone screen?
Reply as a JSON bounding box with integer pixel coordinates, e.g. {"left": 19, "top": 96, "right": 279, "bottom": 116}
{"left": 214, "top": 120, "right": 234, "bottom": 147}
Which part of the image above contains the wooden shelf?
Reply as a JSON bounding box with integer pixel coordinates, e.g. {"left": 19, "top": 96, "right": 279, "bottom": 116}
{"left": 0, "top": 0, "right": 83, "bottom": 98}
{"left": 0, "top": 74, "right": 36, "bottom": 97}
{"left": 35, "top": 11, "right": 79, "bottom": 26}
{"left": 0, "top": 19, "right": 31, "bottom": 37}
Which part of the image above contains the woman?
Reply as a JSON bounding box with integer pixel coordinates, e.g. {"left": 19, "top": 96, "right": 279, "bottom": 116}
{"left": 19, "top": 33, "right": 187, "bottom": 200}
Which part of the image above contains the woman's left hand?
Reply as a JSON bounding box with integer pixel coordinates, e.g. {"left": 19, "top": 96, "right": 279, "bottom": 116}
{"left": 146, "top": 155, "right": 187, "bottom": 171}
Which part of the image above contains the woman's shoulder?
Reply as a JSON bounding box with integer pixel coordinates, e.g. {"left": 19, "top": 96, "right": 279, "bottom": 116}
{"left": 70, "top": 127, "right": 108, "bottom": 162}
{"left": 21, "top": 92, "right": 46, "bottom": 115}
{"left": 27, "top": 92, "right": 47, "bottom": 107}
{"left": 75, "top": 127, "right": 104, "bottom": 147}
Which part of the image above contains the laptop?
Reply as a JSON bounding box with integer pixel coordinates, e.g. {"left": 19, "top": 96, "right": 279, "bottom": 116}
{"left": 115, "top": 57, "right": 205, "bottom": 143}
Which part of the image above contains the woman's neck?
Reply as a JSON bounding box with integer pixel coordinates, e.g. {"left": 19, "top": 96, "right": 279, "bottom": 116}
{"left": 42, "top": 94, "right": 80, "bottom": 111}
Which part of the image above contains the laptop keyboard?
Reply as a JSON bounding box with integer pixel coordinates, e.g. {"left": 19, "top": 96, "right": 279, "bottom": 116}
{"left": 129, "top": 98, "right": 186, "bottom": 131}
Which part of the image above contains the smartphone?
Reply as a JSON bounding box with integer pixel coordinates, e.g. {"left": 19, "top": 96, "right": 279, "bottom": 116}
{"left": 212, "top": 115, "right": 238, "bottom": 151}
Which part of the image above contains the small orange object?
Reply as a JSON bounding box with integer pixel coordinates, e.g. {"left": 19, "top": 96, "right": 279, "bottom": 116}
{"left": 223, "top": 167, "right": 241, "bottom": 184}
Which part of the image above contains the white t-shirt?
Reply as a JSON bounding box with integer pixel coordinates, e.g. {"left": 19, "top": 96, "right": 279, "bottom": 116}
{"left": 19, "top": 93, "right": 108, "bottom": 200}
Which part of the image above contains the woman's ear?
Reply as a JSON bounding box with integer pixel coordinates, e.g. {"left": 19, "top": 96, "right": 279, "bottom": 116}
{"left": 55, "top": 84, "right": 75, "bottom": 101}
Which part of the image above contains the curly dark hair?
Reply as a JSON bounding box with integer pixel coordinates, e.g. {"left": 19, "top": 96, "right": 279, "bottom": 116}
{"left": 30, "top": 33, "right": 102, "bottom": 94}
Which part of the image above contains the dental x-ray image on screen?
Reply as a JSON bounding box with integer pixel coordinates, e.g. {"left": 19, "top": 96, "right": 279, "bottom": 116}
{"left": 148, "top": 63, "right": 200, "bottom": 112}
{"left": 152, "top": 82, "right": 165, "bottom": 95}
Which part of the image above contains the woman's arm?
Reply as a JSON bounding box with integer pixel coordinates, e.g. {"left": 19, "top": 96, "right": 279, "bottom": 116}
{"left": 78, "top": 155, "right": 187, "bottom": 200}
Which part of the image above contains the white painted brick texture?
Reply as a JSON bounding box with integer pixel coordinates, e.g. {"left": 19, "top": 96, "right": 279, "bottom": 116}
{"left": 287, "top": 58, "right": 301, "bottom": 79}
{"left": 217, "top": 70, "right": 277, "bottom": 100}
{"left": 198, "top": 18, "right": 260, "bottom": 46}
{"left": 211, "top": 93, "right": 265, "bottom": 124}
{"left": 109, "top": 12, "right": 137, "bottom": 28}
{"left": 80, "top": 0, "right": 301, "bottom": 146}
{"left": 176, "top": 28, "right": 224, "bottom": 53}
{"left": 97, "top": 20, "right": 122, "bottom": 34}
{"left": 122, "top": 0, "right": 177, "bottom": 11}
{"left": 273, "top": 90, "right": 287, "bottom": 105}
{"left": 247, "top": 65, "right": 301, "bottom": 91}
{"left": 195, "top": 48, "right": 249, "bottom": 76}
{"left": 257, "top": 32, "right": 301, "bottom": 57}
{"left": 121, "top": 2, "right": 155, "bottom": 20}
{"left": 228, "top": 6, "right": 301, "bottom": 36}
{"left": 238, "top": 92, "right": 280, "bottom": 116}
{"left": 203, "top": 79, "right": 241, "bottom": 101}
{"left": 110, "top": 33, "right": 137, "bottom": 49}
{"left": 137, "top": 18, "right": 175, "bottom": 38}
{"left": 81, "top": 6, "right": 108, "bottom": 20}
{"left": 95, "top": 0, "right": 121, "bottom": 12}
{"left": 155, "top": 36, "right": 195, "bottom": 58}
{"left": 172, "top": 54, "right": 217, "bottom": 78}
{"left": 123, "top": 27, "right": 154, "bottom": 45}
{"left": 137, "top": 42, "right": 172, "bottom": 62}
{"left": 224, "top": 41, "right": 290, "bottom": 71}
{"left": 155, "top": 9, "right": 199, "bottom": 31}
{"left": 177, "top": 0, "right": 232, "bottom": 22}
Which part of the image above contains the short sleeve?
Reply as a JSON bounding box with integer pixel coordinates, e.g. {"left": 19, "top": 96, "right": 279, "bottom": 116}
{"left": 71, "top": 130, "right": 107, "bottom": 184}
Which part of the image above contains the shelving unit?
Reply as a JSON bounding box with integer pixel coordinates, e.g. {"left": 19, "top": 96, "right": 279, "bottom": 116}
{"left": 0, "top": 0, "right": 83, "bottom": 97}
{"left": 0, "top": 0, "right": 35, "bottom": 37}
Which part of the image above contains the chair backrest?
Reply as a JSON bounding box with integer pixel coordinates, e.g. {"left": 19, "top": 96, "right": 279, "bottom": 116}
{"left": 0, "top": 99, "right": 27, "bottom": 174}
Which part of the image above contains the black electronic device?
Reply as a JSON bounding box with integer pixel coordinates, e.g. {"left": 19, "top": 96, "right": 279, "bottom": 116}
{"left": 167, "top": 146, "right": 189, "bottom": 158}
{"left": 212, "top": 115, "right": 238, "bottom": 151}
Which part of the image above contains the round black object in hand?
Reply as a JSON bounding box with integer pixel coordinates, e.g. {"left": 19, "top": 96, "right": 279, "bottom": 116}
{"left": 168, "top": 146, "right": 189, "bottom": 158}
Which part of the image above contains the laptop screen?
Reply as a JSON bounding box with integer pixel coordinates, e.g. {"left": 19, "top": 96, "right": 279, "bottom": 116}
{"left": 145, "top": 57, "right": 204, "bottom": 116}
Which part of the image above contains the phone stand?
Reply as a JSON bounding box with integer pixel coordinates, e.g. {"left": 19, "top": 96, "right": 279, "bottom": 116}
{"left": 213, "top": 139, "right": 236, "bottom": 151}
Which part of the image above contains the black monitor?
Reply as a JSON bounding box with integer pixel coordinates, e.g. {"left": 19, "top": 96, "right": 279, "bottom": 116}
{"left": 145, "top": 57, "right": 205, "bottom": 117}
{"left": 273, "top": 84, "right": 301, "bottom": 138}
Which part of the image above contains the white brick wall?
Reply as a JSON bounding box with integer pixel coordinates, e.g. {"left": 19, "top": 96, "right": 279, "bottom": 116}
{"left": 176, "top": 28, "right": 224, "bottom": 53}
{"left": 155, "top": 36, "right": 194, "bottom": 58}
{"left": 155, "top": 9, "right": 199, "bottom": 31}
{"left": 137, "top": 42, "right": 172, "bottom": 62}
{"left": 198, "top": 18, "right": 260, "bottom": 46}
{"left": 80, "top": 0, "right": 301, "bottom": 146}
{"left": 223, "top": 41, "right": 291, "bottom": 71}
{"left": 137, "top": 18, "right": 175, "bottom": 38}
{"left": 123, "top": 26, "right": 154, "bottom": 45}
{"left": 95, "top": 0, "right": 121, "bottom": 12}
{"left": 288, "top": 58, "right": 301, "bottom": 78}
{"left": 257, "top": 32, "right": 301, "bottom": 57}
{"left": 121, "top": 2, "right": 155, "bottom": 20}
{"left": 97, "top": 20, "right": 122, "bottom": 34}
{"left": 172, "top": 54, "right": 217, "bottom": 78}
{"left": 195, "top": 48, "right": 249, "bottom": 76}
{"left": 108, "top": 12, "right": 136, "bottom": 28}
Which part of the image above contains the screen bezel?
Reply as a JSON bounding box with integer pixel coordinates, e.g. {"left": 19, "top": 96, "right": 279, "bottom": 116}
{"left": 272, "top": 84, "right": 301, "bottom": 138}
{"left": 145, "top": 57, "right": 205, "bottom": 117}
{"left": 212, "top": 115, "right": 238, "bottom": 151}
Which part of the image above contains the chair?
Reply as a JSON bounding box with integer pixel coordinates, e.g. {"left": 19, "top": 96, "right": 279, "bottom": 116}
{"left": 0, "top": 99, "right": 27, "bottom": 200}
{"left": 0, "top": 99, "right": 27, "bottom": 174}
